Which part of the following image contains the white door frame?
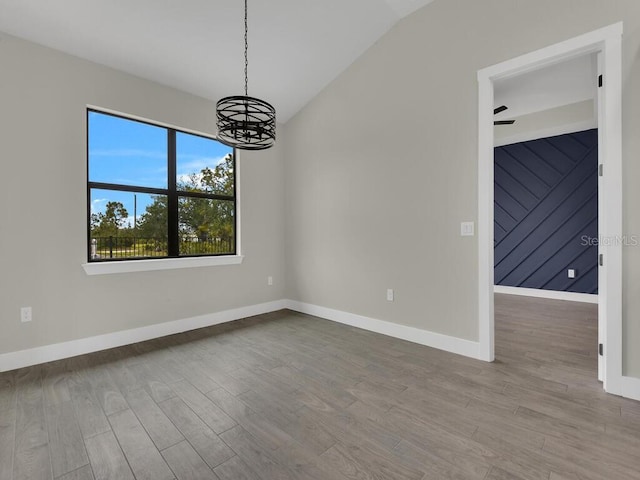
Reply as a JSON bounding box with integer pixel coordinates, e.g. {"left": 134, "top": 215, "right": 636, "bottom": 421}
{"left": 477, "top": 23, "right": 624, "bottom": 395}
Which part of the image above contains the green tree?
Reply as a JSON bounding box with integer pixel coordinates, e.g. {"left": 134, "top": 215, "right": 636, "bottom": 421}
{"left": 135, "top": 154, "right": 235, "bottom": 252}
{"left": 136, "top": 195, "right": 168, "bottom": 240}
{"left": 201, "top": 153, "right": 234, "bottom": 196}
{"left": 178, "top": 154, "right": 234, "bottom": 244}
{"left": 91, "top": 201, "right": 129, "bottom": 238}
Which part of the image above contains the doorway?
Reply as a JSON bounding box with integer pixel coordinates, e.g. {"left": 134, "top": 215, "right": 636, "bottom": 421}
{"left": 477, "top": 23, "right": 623, "bottom": 394}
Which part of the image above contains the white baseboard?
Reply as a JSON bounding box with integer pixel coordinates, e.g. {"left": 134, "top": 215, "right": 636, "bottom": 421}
{"left": 2, "top": 296, "right": 637, "bottom": 401}
{"left": 494, "top": 285, "right": 598, "bottom": 304}
{"left": 285, "top": 300, "right": 483, "bottom": 361}
{"left": 0, "top": 299, "right": 287, "bottom": 372}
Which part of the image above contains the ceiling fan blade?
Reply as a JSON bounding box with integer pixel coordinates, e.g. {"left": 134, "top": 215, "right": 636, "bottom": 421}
{"left": 494, "top": 120, "right": 516, "bottom": 125}
{"left": 494, "top": 105, "right": 508, "bottom": 115}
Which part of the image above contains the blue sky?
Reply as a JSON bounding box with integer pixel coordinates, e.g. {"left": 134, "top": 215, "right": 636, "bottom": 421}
{"left": 88, "top": 111, "right": 232, "bottom": 226}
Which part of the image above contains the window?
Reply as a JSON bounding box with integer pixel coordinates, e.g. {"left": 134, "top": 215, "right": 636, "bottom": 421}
{"left": 87, "top": 109, "right": 236, "bottom": 262}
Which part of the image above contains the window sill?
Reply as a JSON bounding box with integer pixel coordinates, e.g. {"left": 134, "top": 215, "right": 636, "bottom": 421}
{"left": 82, "top": 255, "right": 244, "bottom": 276}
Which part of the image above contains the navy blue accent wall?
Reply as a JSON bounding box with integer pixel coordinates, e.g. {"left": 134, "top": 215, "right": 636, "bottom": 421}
{"left": 494, "top": 129, "right": 598, "bottom": 294}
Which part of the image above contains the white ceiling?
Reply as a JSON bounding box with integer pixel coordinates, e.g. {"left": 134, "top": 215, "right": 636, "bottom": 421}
{"left": 0, "top": 0, "right": 436, "bottom": 123}
{"left": 494, "top": 53, "right": 597, "bottom": 121}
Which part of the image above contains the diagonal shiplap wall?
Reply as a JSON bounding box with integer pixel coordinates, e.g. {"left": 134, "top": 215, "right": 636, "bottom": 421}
{"left": 494, "top": 129, "right": 598, "bottom": 294}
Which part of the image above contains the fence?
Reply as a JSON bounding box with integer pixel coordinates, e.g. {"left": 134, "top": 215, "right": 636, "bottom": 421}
{"left": 90, "top": 236, "right": 233, "bottom": 259}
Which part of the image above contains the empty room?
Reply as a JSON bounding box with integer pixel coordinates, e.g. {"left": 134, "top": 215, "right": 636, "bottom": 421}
{"left": 1, "top": 1, "right": 640, "bottom": 479}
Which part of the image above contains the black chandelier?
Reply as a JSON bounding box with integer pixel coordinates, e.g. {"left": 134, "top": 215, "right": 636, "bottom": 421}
{"left": 216, "top": 0, "right": 276, "bottom": 150}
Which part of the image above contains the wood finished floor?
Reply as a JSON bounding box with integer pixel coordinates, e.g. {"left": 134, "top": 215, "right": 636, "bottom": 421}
{"left": 1, "top": 294, "right": 639, "bottom": 480}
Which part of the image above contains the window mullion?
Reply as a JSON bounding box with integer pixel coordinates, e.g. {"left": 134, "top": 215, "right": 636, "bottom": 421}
{"left": 167, "top": 130, "right": 179, "bottom": 257}
{"left": 87, "top": 182, "right": 168, "bottom": 196}
{"left": 232, "top": 151, "right": 237, "bottom": 255}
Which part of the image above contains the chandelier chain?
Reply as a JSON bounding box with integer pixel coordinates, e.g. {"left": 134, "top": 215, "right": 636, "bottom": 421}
{"left": 244, "top": 0, "right": 248, "bottom": 96}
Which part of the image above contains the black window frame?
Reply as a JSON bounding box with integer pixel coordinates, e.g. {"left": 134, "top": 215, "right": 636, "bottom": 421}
{"left": 86, "top": 108, "right": 237, "bottom": 262}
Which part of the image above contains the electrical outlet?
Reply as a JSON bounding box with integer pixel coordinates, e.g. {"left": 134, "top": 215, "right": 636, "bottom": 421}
{"left": 20, "top": 306, "right": 32, "bottom": 323}
{"left": 568, "top": 269, "right": 576, "bottom": 279}
{"left": 267, "top": 276, "right": 273, "bottom": 286}
{"left": 387, "top": 289, "right": 394, "bottom": 301}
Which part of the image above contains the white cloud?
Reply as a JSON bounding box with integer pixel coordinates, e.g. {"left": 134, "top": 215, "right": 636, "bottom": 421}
{"left": 91, "top": 198, "right": 108, "bottom": 214}
{"left": 177, "top": 155, "right": 226, "bottom": 178}
{"left": 178, "top": 172, "right": 204, "bottom": 186}
{"left": 120, "top": 217, "right": 137, "bottom": 229}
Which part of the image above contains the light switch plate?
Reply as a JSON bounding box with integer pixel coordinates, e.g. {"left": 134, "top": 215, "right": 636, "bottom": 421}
{"left": 461, "top": 222, "right": 475, "bottom": 236}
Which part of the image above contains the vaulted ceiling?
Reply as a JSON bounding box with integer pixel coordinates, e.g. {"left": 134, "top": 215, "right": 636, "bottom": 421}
{"left": 0, "top": 0, "right": 437, "bottom": 122}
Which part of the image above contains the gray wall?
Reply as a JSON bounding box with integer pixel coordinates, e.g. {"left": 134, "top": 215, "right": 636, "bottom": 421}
{"left": 0, "top": 35, "right": 286, "bottom": 354}
{"left": 283, "top": 0, "right": 640, "bottom": 377}
{"left": 495, "top": 100, "right": 595, "bottom": 146}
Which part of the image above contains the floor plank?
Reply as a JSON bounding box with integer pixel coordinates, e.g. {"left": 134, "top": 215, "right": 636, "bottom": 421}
{"left": 219, "top": 425, "right": 298, "bottom": 480}
{"left": 86, "top": 362, "right": 129, "bottom": 416}
{"left": 45, "top": 400, "right": 89, "bottom": 477}
{"left": 213, "top": 455, "right": 258, "bottom": 480}
{"left": 84, "top": 430, "right": 134, "bottom": 480}
{"left": 161, "top": 440, "right": 219, "bottom": 480}
{"left": 169, "top": 379, "right": 236, "bottom": 434}
{"left": 56, "top": 464, "right": 96, "bottom": 480}
{"left": 107, "top": 409, "right": 174, "bottom": 480}
{"left": 320, "top": 440, "right": 424, "bottom": 480}
{"left": 67, "top": 372, "right": 111, "bottom": 440}
{"left": 41, "top": 361, "right": 71, "bottom": 407}
{"left": 158, "top": 396, "right": 235, "bottom": 469}
{"left": 0, "top": 372, "right": 17, "bottom": 480}
{"left": 13, "top": 368, "right": 52, "bottom": 480}
{"left": 124, "top": 388, "right": 184, "bottom": 451}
